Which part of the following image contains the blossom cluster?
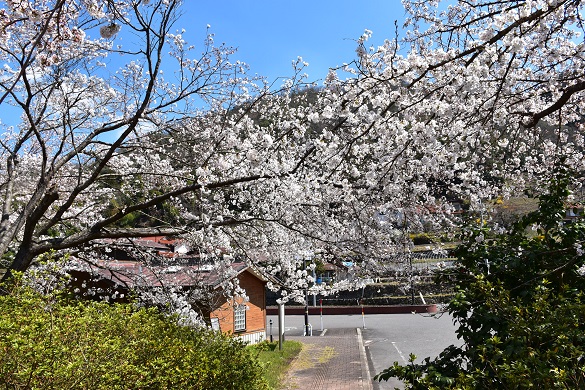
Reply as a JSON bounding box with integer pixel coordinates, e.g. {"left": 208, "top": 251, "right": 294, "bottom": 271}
{"left": 2, "top": 0, "right": 585, "bottom": 303}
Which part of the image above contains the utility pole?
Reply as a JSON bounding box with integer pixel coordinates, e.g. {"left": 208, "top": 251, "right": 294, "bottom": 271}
{"left": 304, "top": 258, "right": 311, "bottom": 336}
{"left": 278, "top": 303, "right": 285, "bottom": 350}
{"left": 304, "top": 290, "right": 310, "bottom": 336}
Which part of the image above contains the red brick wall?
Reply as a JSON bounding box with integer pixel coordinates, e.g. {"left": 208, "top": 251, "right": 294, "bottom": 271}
{"left": 210, "top": 270, "right": 266, "bottom": 335}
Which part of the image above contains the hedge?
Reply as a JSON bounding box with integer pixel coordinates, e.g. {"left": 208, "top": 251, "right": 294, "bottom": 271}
{"left": 0, "top": 282, "right": 268, "bottom": 389}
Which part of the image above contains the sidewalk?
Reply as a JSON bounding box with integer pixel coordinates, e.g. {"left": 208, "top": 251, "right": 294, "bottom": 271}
{"left": 281, "top": 328, "right": 373, "bottom": 390}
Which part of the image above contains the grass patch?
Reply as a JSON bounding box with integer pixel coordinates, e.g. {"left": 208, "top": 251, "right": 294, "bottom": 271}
{"left": 249, "top": 340, "right": 303, "bottom": 389}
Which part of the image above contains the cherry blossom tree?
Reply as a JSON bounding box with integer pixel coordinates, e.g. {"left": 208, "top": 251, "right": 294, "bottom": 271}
{"left": 2, "top": 0, "right": 585, "bottom": 304}
{"left": 0, "top": 0, "right": 385, "bottom": 300}
{"left": 307, "top": 0, "right": 585, "bottom": 256}
{"left": 267, "top": 0, "right": 585, "bottom": 295}
{"left": 0, "top": 0, "right": 233, "bottom": 279}
{"left": 327, "top": 0, "right": 584, "bottom": 208}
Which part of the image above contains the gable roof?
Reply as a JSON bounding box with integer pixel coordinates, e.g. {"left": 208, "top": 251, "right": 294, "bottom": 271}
{"left": 69, "top": 236, "right": 269, "bottom": 292}
{"left": 71, "top": 259, "right": 265, "bottom": 290}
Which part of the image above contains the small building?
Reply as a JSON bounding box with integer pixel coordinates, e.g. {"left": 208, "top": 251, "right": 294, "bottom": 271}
{"left": 207, "top": 265, "right": 267, "bottom": 344}
{"left": 317, "top": 261, "right": 350, "bottom": 284}
{"left": 565, "top": 204, "right": 584, "bottom": 223}
{"left": 68, "top": 237, "right": 268, "bottom": 344}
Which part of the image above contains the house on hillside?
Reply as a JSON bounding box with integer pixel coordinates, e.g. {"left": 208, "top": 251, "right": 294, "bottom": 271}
{"left": 68, "top": 237, "right": 268, "bottom": 344}
{"left": 565, "top": 204, "right": 584, "bottom": 223}
{"left": 317, "top": 261, "right": 350, "bottom": 284}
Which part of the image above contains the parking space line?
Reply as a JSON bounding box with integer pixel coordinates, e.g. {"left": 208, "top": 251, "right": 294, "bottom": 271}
{"left": 392, "top": 341, "right": 407, "bottom": 364}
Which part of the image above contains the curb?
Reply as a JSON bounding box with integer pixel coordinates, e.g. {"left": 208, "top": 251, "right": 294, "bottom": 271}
{"left": 356, "top": 327, "right": 373, "bottom": 390}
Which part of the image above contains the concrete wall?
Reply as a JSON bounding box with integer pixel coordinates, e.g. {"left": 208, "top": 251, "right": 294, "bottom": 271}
{"left": 237, "top": 330, "right": 266, "bottom": 345}
{"left": 266, "top": 304, "right": 438, "bottom": 315}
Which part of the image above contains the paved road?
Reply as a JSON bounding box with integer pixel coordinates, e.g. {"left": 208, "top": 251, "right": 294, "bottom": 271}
{"left": 267, "top": 312, "right": 459, "bottom": 389}
{"left": 361, "top": 313, "right": 460, "bottom": 389}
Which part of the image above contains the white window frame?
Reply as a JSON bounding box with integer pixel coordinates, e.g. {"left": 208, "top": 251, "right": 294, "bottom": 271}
{"left": 234, "top": 304, "right": 246, "bottom": 332}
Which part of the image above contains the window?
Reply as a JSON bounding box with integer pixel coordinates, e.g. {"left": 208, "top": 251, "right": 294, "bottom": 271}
{"left": 234, "top": 304, "right": 246, "bottom": 332}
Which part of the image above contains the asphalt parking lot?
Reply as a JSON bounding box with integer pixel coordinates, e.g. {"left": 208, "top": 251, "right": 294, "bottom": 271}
{"left": 267, "top": 312, "right": 460, "bottom": 390}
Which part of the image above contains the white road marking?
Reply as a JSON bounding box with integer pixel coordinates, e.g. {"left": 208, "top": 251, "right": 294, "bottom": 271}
{"left": 392, "top": 341, "right": 408, "bottom": 364}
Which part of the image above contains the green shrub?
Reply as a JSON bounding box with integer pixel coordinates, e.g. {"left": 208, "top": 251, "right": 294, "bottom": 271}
{"left": 0, "top": 281, "right": 267, "bottom": 389}
{"left": 377, "top": 171, "right": 585, "bottom": 389}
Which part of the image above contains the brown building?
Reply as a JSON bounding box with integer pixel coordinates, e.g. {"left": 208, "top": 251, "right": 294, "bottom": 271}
{"left": 207, "top": 266, "right": 267, "bottom": 344}
{"left": 69, "top": 238, "right": 268, "bottom": 344}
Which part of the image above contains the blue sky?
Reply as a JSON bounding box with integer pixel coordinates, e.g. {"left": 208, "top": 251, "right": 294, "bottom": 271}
{"left": 177, "top": 1, "right": 407, "bottom": 84}
{"left": 1, "top": 2, "right": 408, "bottom": 129}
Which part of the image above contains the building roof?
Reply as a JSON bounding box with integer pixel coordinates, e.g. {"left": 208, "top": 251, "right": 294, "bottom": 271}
{"left": 71, "top": 259, "right": 266, "bottom": 290}
{"left": 70, "top": 236, "right": 268, "bottom": 291}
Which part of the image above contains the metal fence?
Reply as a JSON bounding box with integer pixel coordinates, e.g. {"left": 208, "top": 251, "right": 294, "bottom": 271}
{"left": 373, "top": 250, "right": 456, "bottom": 305}
{"left": 380, "top": 250, "right": 456, "bottom": 274}
{"left": 317, "top": 251, "right": 457, "bottom": 306}
{"left": 267, "top": 251, "right": 458, "bottom": 307}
